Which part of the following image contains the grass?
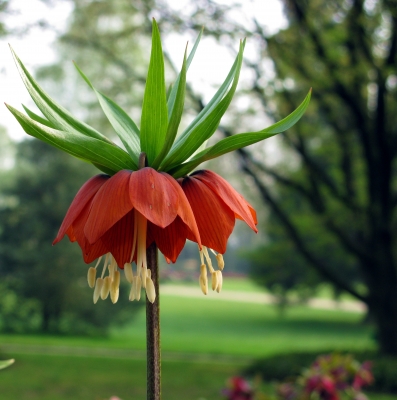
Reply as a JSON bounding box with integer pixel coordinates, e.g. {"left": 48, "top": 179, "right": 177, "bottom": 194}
{"left": 0, "top": 282, "right": 381, "bottom": 399}
{"left": 0, "top": 294, "right": 375, "bottom": 357}
{"left": 0, "top": 353, "right": 238, "bottom": 400}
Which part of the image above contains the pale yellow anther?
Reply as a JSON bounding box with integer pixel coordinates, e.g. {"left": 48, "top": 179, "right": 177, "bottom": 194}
{"left": 216, "top": 270, "right": 223, "bottom": 293}
{"left": 135, "top": 275, "right": 142, "bottom": 301}
{"left": 199, "top": 274, "right": 208, "bottom": 295}
{"left": 147, "top": 269, "right": 152, "bottom": 279}
{"left": 124, "top": 263, "right": 134, "bottom": 283}
{"left": 110, "top": 270, "right": 120, "bottom": 303}
{"left": 200, "top": 264, "right": 207, "bottom": 277}
{"left": 93, "top": 278, "right": 104, "bottom": 304}
{"left": 146, "top": 277, "right": 156, "bottom": 303}
{"left": 141, "top": 267, "right": 147, "bottom": 288}
{"left": 101, "top": 276, "right": 111, "bottom": 299}
{"left": 129, "top": 280, "right": 136, "bottom": 301}
{"left": 211, "top": 271, "right": 219, "bottom": 291}
{"left": 216, "top": 254, "right": 225, "bottom": 270}
{"left": 87, "top": 267, "right": 96, "bottom": 288}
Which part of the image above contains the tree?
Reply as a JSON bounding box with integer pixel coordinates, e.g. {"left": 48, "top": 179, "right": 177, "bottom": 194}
{"left": 162, "top": 0, "right": 397, "bottom": 354}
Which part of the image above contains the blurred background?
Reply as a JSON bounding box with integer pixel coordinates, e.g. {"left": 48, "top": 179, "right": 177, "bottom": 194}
{"left": 0, "top": 0, "right": 396, "bottom": 399}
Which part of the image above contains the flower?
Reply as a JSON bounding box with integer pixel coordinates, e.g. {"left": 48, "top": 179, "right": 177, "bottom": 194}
{"left": 53, "top": 168, "right": 201, "bottom": 303}
{"left": 179, "top": 170, "right": 257, "bottom": 294}
{"left": 53, "top": 167, "right": 257, "bottom": 303}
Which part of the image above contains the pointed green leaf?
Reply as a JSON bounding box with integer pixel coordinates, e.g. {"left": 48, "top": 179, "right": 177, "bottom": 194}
{"left": 0, "top": 359, "right": 14, "bottom": 370}
{"left": 152, "top": 48, "right": 187, "bottom": 169}
{"left": 167, "top": 28, "right": 203, "bottom": 119}
{"left": 140, "top": 19, "right": 168, "bottom": 164}
{"left": 7, "top": 105, "right": 137, "bottom": 173}
{"left": 169, "top": 90, "right": 312, "bottom": 178}
{"left": 22, "top": 105, "right": 56, "bottom": 128}
{"left": 10, "top": 47, "right": 112, "bottom": 144}
{"left": 73, "top": 62, "right": 140, "bottom": 164}
{"left": 160, "top": 40, "right": 246, "bottom": 170}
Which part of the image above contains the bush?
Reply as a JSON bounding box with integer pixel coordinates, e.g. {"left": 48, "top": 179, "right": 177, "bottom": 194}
{"left": 244, "top": 351, "right": 397, "bottom": 394}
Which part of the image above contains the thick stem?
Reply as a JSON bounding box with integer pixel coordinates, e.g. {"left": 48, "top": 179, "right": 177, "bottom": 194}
{"left": 146, "top": 243, "right": 161, "bottom": 400}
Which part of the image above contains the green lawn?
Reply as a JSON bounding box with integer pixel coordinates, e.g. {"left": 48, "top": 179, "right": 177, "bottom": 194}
{"left": 0, "top": 288, "right": 381, "bottom": 399}
{"left": 1, "top": 294, "right": 374, "bottom": 357}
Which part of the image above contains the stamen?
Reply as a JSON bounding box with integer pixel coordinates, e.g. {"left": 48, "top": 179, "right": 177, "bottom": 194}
{"left": 108, "top": 256, "right": 117, "bottom": 281}
{"left": 199, "top": 264, "right": 208, "bottom": 295}
{"left": 211, "top": 271, "right": 219, "bottom": 291}
{"left": 215, "top": 254, "right": 225, "bottom": 271}
{"left": 94, "top": 256, "right": 103, "bottom": 269}
{"left": 93, "top": 278, "right": 104, "bottom": 304}
{"left": 110, "top": 270, "right": 120, "bottom": 303}
{"left": 87, "top": 267, "right": 96, "bottom": 288}
{"left": 203, "top": 247, "right": 215, "bottom": 273}
{"left": 135, "top": 275, "right": 142, "bottom": 301}
{"left": 124, "top": 263, "right": 134, "bottom": 284}
{"left": 101, "top": 276, "right": 111, "bottom": 299}
{"left": 199, "top": 246, "right": 205, "bottom": 265}
{"left": 146, "top": 277, "right": 156, "bottom": 303}
{"left": 216, "top": 270, "right": 223, "bottom": 293}
{"left": 100, "top": 253, "right": 110, "bottom": 279}
{"left": 129, "top": 280, "right": 136, "bottom": 301}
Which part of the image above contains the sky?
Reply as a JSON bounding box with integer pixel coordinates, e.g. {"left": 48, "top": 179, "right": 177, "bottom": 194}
{"left": 0, "top": 0, "right": 286, "bottom": 141}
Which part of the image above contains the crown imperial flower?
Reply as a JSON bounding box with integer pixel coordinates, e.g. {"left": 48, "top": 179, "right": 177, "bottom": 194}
{"left": 7, "top": 20, "right": 310, "bottom": 304}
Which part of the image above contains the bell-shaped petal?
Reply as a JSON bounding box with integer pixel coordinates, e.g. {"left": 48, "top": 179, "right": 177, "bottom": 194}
{"left": 129, "top": 168, "right": 179, "bottom": 228}
{"left": 192, "top": 170, "right": 257, "bottom": 232}
{"left": 85, "top": 170, "right": 134, "bottom": 244}
{"left": 64, "top": 197, "right": 109, "bottom": 263}
{"left": 148, "top": 217, "right": 188, "bottom": 263}
{"left": 53, "top": 174, "right": 109, "bottom": 245}
{"left": 181, "top": 176, "right": 235, "bottom": 253}
{"left": 161, "top": 172, "right": 201, "bottom": 246}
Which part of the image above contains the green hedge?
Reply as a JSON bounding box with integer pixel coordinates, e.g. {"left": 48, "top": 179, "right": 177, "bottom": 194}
{"left": 244, "top": 350, "right": 397, "bottom": 394}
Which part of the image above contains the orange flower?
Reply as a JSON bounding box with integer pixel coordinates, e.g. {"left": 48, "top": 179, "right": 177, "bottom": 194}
{"left": 54, "top": 168, "right": 200, "bottom": 303}
{"left": 180, "top": 170, "right": 257, "bottom": 294}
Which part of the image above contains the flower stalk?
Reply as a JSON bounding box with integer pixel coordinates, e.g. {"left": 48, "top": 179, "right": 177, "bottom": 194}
{"left": 146, "top": 242, "right": 161, "bottom": 400}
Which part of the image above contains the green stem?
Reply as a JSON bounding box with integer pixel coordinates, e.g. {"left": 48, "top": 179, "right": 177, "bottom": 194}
{"left": 146, "top": 243, "right": 161, "bottom": 400}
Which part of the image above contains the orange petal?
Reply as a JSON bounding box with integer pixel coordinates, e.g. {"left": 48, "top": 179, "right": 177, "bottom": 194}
{"left": 148, "top": 217, "right": 188, "bottom": 263}
{"left": 101, "top": 210, "right": 135, "bottom": 267}
{"left": 53, "top": 175, "right": 109, "bottom": 245}
{"left": 129, "top": 168, "right": 179, "bottom": 228}
{"left": 161, "top": 172, "right": 201, "bottom": 246}
{"left": 67, "top": 201, "right": 109, "bottom": 264}
{"left": 85, "top": 170, "right": 134, "bottom": 244}
{"left": 193, "top": 170, "right": 258, "bottom": 233}
{"left": 182, "top": 177, "right": 235, "bottom": 254}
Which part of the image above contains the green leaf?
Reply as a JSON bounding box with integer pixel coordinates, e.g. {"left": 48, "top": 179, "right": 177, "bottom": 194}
{"left": 0, "top": 359, "right": 14, "bottom": 370}
{"left": 7, "top": 104, "right": 137, "bottom": 173}
{"left": 73, "top": 62, "right": 140, "bottom": 164}
{"left": 151, "top": 47, "right": 187, "bottom": 169}
{"left": 161, "top": 39, "right": 246, "bottom": 170}
{"left": 140, "top": 19, "right": 168, "bottom": 164}
{"left": 167, "top": 28, "right": 203, "bottom": 119}
{"left": 10, "top": 47, "right": 112, "bottom": 144}
{"left": 169, "top": 89, "right": 312, "bottom": 178}
{"left": 22, "top": 105, "right": 56, "bottom": 128}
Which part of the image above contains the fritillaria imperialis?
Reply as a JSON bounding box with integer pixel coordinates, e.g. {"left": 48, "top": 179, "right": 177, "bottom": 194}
{"left": 7, "top": 20, "right": 310, "bottom": 304}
